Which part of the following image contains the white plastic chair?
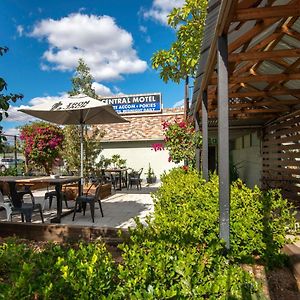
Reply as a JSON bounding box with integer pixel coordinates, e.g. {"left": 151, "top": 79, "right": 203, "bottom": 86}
{"left": 0, "top": 190, "right": 12, "bottom": 221}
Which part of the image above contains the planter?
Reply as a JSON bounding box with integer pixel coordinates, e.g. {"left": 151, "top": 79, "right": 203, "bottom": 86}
{"left": 146, "top": 176, "right": 157, "bottom": 184}
{"left": 63, "top": 183, "right": 112, "bottom": 200}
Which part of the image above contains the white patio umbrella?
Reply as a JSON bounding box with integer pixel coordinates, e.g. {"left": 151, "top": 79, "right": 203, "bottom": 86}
{"left": 19, "top": 94, "right": 128, "bottom": 186}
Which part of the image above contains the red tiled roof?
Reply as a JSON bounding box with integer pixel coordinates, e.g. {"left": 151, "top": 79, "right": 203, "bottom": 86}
{"left": 95, "top": 107, "right": 184, "bottom": 142}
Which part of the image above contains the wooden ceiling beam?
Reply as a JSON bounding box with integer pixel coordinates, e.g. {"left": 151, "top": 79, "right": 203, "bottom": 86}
{"left": 210, "top": 99, "right": 300, "bottom": 109}
{"left": 230, "top": 89, "right": 300, "bottom": 98}
{"left": 233, "top": 5, "right": 300, "bottom": 21}
{"left": 282, "top": 26, "right": 300, "bottom": 42}
{"left": 209, "top": 109, "right": 284, "bottom": 118}
{"left": 210, "top": 72, "right": 300, "bottom": 85}
{"left": 228, "top": 18, "right": 280, "bottom": 53}
{"left": 237, "top": 0, "right": 264, "bottom": 9}
{"left": 229, "top": 48, "right": 300, "bottom": 62}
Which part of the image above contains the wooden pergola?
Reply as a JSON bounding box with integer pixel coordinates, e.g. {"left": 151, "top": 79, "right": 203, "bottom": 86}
{"left": 191, "top": 0, "right": 300, "bottom": 248}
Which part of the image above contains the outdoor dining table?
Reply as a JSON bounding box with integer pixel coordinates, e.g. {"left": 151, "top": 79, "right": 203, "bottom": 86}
{"left": 0, "top": 176, "right": 81, "bottom": 223}
{"left": 103, "top": 168, "right": 128, "bottom": 190}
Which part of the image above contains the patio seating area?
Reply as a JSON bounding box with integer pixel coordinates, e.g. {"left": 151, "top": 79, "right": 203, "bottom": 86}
{"left": 0, "top": 182, "right": 158, "bottom": 228}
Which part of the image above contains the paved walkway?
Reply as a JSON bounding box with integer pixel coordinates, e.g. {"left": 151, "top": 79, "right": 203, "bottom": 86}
{"left": 0, "top": 183, "right": 159, "bottom": 228}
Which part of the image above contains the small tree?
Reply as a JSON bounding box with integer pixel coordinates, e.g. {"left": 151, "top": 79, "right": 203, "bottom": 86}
{"left": 151, "top": 0, "right": 207, "bottom": 83}
{"left": 19, "top": 122, "right": 64, "bottom": 175}
{"left": 63, "top": 58, "right": 105, "bottom": 176}
{"left": 0, "top": 46, "right": 23, "bottom": 150}
{"left": 68, "top": 58, "right": 98, "bottom": 98}
{"left": 153, "top": 120, "right": 202, "bottom": 165}
{"left": 63, "top": 125, "right": 105, "bottom": 177}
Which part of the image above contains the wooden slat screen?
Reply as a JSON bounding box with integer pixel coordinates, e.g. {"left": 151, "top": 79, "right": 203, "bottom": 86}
{"left": 262, "top": 110, "right": 300, "bottom": 206}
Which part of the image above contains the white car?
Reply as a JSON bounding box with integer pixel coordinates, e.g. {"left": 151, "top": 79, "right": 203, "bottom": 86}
{"left": 0, "top": 158, "right": 23, "bottom": 172}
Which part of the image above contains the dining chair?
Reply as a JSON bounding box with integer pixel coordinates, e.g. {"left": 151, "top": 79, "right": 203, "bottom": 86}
{"left": 0, "top": 190, "right": 12, "bottom": 221}
{"left": 43, "top": 188, "right": 69, "bottom": 211}
{"left": 1, "top": 183, "right": 44, "bottom": 223}
{"left": 72, "top": 183, "right": 104, "bottom": 223}
{"left": 128, "top": 168, "right": 143, "bottom": 190}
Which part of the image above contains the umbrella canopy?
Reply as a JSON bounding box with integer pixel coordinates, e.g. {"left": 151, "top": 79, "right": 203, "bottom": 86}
{"left": 19, "top": 93, "right": 127, "bottom": 125}
{"left": 19, "top": 94, "right": 128, "bottom": 186}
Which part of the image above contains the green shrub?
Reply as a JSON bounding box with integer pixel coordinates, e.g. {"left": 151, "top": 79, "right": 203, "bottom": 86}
{"left": 117, "top": 239, "right": 260, "bottom": 299}
{"left": 0, "top": 167, "right": 296, "bottom": 299}
{"left": 149, "top": 168, "right": 296, "bottom": 264}
{"left": 0, "top": 239, "right": 117, "bottom": 300}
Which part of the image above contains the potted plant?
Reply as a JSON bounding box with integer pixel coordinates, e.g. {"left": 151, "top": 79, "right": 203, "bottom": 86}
{"left": 146, "top": 163, "right": 156, "bottom": 184}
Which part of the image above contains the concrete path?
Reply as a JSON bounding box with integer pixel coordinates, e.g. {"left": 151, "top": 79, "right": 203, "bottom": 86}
{"left": 0, "top": 183, "right": 159, "bottom": 229}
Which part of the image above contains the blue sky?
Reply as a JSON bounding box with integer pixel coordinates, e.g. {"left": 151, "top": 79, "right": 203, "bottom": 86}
{"left": 1, "top": 0, "right": 186, "bottom": 135}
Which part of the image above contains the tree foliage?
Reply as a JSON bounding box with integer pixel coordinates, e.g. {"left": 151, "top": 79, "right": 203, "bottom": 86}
{"left": 151, "top": 0, "right": 208, "bottom": 83}
{"left": 19, "top": 122, "right": 64, "bottom": 175}
{"left": 62, "top": 125, "right": 104, "bottom": 177}
{"left": 68, "top": 58, "right": 98, "bottom": 98}
{"left": 0, "top": 46, "right": 23, "bottom": 149}
{"left": 152, "top": 120, "right": 202, "bottom": 165}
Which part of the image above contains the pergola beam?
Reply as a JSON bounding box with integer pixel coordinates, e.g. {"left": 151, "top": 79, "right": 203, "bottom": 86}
{"left": 233, "top": 5, "right": 300, "bottom": 21}
{"left": 210, "top": 72, "right": 300, "bottom": 85}
{"left": 231, "top": 89, "right": 300, "bottom": 98}
{"left": 229, "top": 49, "right": 300, "bottom": 62}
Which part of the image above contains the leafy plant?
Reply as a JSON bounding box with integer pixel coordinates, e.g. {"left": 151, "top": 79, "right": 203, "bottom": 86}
{"left": 110, "top": 154, "right": 126, "bottom": 168}
{"left": 0, "top": 239, "right": 117, "bottom": 299}
{"left": 153, "top": 120, "right": 202, "bottom": 165}
{"left": 19, "top": 121, "right": 64, "bottom": 175}
{"left": 151, "top": 0, "right": 208, "bottom": 83}
{"left": 145, "top": 163, "right": 155, "bottom": 179}
{"left": 0, "top": 46, "right": 23, "bottom": 150}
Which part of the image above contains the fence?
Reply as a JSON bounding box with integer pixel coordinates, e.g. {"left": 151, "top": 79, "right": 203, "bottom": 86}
{"left": 262, "top": 110, "right": 300, "bottom": 205}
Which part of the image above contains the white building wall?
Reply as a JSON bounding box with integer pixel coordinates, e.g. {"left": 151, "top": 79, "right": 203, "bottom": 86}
{"left": 101, "top": 140, "right": 178, "bottom": 181}
{"left": 231, "top": 132, "right": 262, "bottom": 188}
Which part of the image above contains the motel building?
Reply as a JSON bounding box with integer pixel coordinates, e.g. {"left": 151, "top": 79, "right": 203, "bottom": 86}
{"left": 94, "top": 93, "right": 184, "bottom": 181}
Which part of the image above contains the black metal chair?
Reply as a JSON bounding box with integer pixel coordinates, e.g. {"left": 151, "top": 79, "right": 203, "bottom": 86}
{"left": 127, "top": 168, "right": 143, "bottom": 190}
{"left": 43, "top": 189, "right": 68, "bottom": 211}
{"left": 72, "top": 183, "right": 104, "bottom": 223}
{"left": 2, "top": 183, "right": 44, "bottom": 223}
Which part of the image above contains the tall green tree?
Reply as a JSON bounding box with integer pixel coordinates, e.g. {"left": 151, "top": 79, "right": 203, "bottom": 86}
{"left": 63, "top": 58, "right": 105, "bottom": 177}
{"left": 0, "top": 47, "right": 23, "bottom": 149}
{"left": 151, "top": 0, "right": 207, "bottom": 83}
{"left": 68, "top": 58, "right": 98, "bottom": 98}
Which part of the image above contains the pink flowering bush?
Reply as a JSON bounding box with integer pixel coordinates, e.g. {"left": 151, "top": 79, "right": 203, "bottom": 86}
{"left": 19, "top": 122, "right": 64, "bottom": 175}
{"left": 157, "top": 119, "right": 202, "bottom": 165}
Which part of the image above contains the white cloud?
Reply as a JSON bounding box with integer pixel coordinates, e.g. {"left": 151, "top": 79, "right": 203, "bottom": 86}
{"left": 30, "top": 13, "right": 148, "bottom": 81}
{"left": 143, "top": 0, "right": 185, "bottom": 25}
{"left": 4, "top": 94, "right": 69, "bottom": 123}
{"left": 92, "top": 82, "right": 113, "bottom": 96}
{"left": 16, "top": 25, "right": 24, "bottom": 37}
{"left": 3, "top": 127, "right": 20, "bottom": 136}
{"left": 173, "top": 99, "right": 184, "bottom": 108}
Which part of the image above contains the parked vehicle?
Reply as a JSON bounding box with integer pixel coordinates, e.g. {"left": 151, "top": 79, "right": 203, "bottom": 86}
{"left": 0, "top": 158, "right": 24, "bottom": 172}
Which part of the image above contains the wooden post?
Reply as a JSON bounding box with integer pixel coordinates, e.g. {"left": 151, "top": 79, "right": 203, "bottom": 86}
{"left": 195, "top": 112, "right": 201, "bottom": 173}
{"left": 217, "top": 34, "right": 230, "bottom": 250}
{"left": 202, "top": 90, "right": 209, "bottom": 181}
{"left": 184, "top": 76, "right": 190, "bottom": 120}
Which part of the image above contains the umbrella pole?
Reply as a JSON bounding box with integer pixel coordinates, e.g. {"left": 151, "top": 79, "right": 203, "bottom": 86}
{"left": 80, "top": 123, "right": 84, "bottom": 192}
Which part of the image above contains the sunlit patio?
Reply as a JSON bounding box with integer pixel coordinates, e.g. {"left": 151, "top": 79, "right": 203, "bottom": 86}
{"left": 0, "top": 183, "right": 158, "bottom": 228}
